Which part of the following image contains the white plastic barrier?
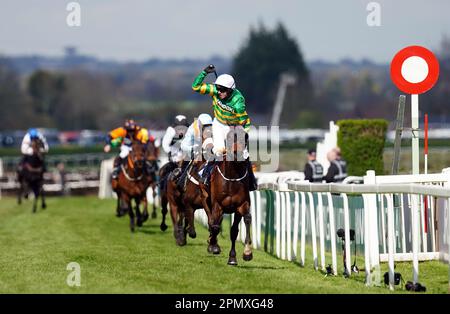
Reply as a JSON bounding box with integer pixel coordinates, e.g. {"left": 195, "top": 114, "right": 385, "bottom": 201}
{"left": 255, "top": 179, "right": 450, "bottom": 290}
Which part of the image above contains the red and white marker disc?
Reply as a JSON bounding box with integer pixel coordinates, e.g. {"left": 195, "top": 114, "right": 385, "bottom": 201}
{"left": 390, "top": 45, "right": 439, "bottom": 94}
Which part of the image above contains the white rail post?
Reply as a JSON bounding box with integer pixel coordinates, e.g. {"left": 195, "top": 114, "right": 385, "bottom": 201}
{"left": 250, "top": 191, "right": 258, "bottom": 249}
{"left": 411, "top": 194, "right": 420, "bottom": 283}
{"left": 293, "top": 192, "right": 300, "bottom": 260}
{"left": 317, "top": 192, "right": 326, "bottom": 271}
{"left": 281, "top": 192, "right": 287, "bottom": 260}
{"left": 400, "top": 194, "right": 407, "bottom": 253}
{"left": 380, "top": 195, "right": 387, "bottom": 254}
{"left": 256, "top": 190, "right": 262, "bottom": 249}
{"left": 300, "top": 192, "right": 306, "bottom": 267}
{"left": 386, "top": 194, "right": 396, "bottom": 290}
{"left": 342, "top": 193, "right": 352, "bottom": 276}
{"left": 308, "top": 192, "right": 318, "bottom": 270}
{"left": 429, "top": 195, "right": 436, "bottom": 252}
{"left": 286, "top": 192, "right": 292, "bottom": 261}
{"left": 275, "top": 191, "right": 281, "bottom": 258}
{"left": 327, "top": 192, "right": 338, "bottom": 275}
{"left": 363, "top": 192, "right": 372, "bottom": 286}
{"left": 420, "top": 196, "right": 428, "bottom": 252}
{"left": 363, "top": 170, "right": 380, "bottom": 269}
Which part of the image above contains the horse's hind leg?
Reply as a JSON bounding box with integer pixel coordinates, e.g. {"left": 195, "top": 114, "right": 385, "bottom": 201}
{"left": 228, "top": 212, "right": 242, "bottom": 266}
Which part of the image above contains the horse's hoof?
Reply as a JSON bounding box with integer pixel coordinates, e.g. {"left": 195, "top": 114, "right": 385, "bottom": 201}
{"left": 176, "top": 238, "right": 186, "bottom": 246}
{"left": 243, "top": 253, "right": 253, "bottom": 262}
{"left": 227, "top": 257, "right": 238, "bottom": 266}
{"left": 137, "top": 220, "right": 143, "bottom": 227}
{"left": 142, "top": 214, "right": 149, "bottom": 222}
{"left": 188, "top": 230, "right": 197, "bottom": 239}
{"left": 160, "top": 223, "right": 168, "bottom": 232}
{"left": 42, "top": 204, "right": 47, "bottom": 209}
{"left": 208, "top": 244, "right": 221, "bottom": 255}
{"left": 151, "top": 212, "right": 157, "bottom": 219}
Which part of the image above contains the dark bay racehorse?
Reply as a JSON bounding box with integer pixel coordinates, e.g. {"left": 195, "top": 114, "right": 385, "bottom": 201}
{"left": 166, "top": 160, "right": 210, "bottom": 246}
{"left": 17, "top": 138, "right": 46, "bottom": 213}
{"left": 112, "top": 141, "right": 150, "bottom": 232}
{"left": 200, "top": 126, "right": 253, "bottom": 265}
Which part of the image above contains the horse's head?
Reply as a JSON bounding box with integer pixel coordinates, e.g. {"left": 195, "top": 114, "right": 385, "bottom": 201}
{"left": 31, "top": 138, "right": 44, "bottom": 159}
{"left": 130, "top": 141, "right": 146, "bottom": 170}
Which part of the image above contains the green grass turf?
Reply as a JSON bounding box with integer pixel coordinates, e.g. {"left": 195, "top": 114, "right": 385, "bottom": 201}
{"left": 0, "top": 196, "right": 448, "bottom": 293}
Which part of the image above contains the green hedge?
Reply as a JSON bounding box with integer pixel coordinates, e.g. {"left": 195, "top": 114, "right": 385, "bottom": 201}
{"left": 337, "top": 119, "right": 388, "bottom": 176}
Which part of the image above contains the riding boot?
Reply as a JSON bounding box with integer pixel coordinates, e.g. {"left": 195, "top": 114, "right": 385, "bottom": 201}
{"left": 176, "top": 161, "right": 190, "bottom": 190}
{"left": 247, "top": 159, "right": 258, "bottom": 191}
{"left": 111, "top": 156, "right": 122, "bottom": 179}
{"left": 200, "top": 160, "right": 215, "bottom": 186}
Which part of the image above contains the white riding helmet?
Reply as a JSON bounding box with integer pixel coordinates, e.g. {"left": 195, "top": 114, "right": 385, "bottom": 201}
{"left": 214, "top": 74, "right": 236, "bottom": 90}
{"left": 197, "top": 113, "right": 213, "bottom": 126}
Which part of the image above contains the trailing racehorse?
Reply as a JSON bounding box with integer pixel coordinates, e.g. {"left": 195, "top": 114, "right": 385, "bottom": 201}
{"left": 17, "top": 138, "right": 46, "bottom": 213}
{"left": 200, "top": 126, "right": 253, "bottom": 265}
{"left": 166, "top": 160, "right": 210, "bottom": 246}
{"left": 112, "top": 141, "right": 150, "bottom": 232}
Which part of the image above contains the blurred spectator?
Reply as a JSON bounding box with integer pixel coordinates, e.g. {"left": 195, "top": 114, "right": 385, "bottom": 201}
{"left": 303, "top": 148, "right": 324, "bottom": 183}
{"left": 324, "top": 147, "right": 347, "bottom": 183}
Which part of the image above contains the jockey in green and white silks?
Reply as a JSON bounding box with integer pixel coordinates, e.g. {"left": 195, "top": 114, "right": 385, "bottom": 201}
{"left": 191, "top": 65, "right": 257, "bottom": 191}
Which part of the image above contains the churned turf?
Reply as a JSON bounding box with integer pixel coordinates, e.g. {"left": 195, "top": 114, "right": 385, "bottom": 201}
{"left": 0, "top": 196, "right": 447, "bottom": 293}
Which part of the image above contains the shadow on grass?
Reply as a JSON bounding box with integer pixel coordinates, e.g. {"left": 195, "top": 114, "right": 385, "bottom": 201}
{"left": 137, "top": 228, "right": 157, "bottom": 235}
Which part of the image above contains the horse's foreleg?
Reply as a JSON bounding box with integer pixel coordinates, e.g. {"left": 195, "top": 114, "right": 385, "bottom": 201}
{"left": 135, "top": 198, "right": 143, "bottom": 227}
{"left": 32, "top": 185, "right": 38, "bottom": 213}
{"left": 151, "top": 186, "right": 157, "bottom": 219}
{"left": 142, "top": 195, "right": 149, "bottom": 222}
{"left": 242, "top": 209, "right": 253, "bottom": 262}
{"left": 169, "top": 199, "right": 179, "bottom": 240}
{"left": 208, "top": 204, "right": 223, "bottom": 255}
{"left": 17, "top": 181, "right": 23, "bottom": 205}
{"left": 122, "top": 195, "right": 134, "bottom": 232}
{"left": 175, "top": 205, "right": 186, "bottom": 246}
{"left": 40, "top": 185, "right": 46, "bottom": 209}
{"left": 228, "top": 212, "right": 242, "bottom": 265}
{"left": 185, "top": 206, "right": 197, "bottom": 239}
{"left": 160, "top": 194, "right": 168, "bottom": 231}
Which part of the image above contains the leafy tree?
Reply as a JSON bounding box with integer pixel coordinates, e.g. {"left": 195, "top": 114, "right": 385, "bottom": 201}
{"left": 232, "top": 22, "right": 311, "bottom": 125}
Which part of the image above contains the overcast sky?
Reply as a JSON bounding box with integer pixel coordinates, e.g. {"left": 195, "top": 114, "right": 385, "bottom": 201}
{"left": 1, "top": 0, "right": 449, "bottom": 63}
